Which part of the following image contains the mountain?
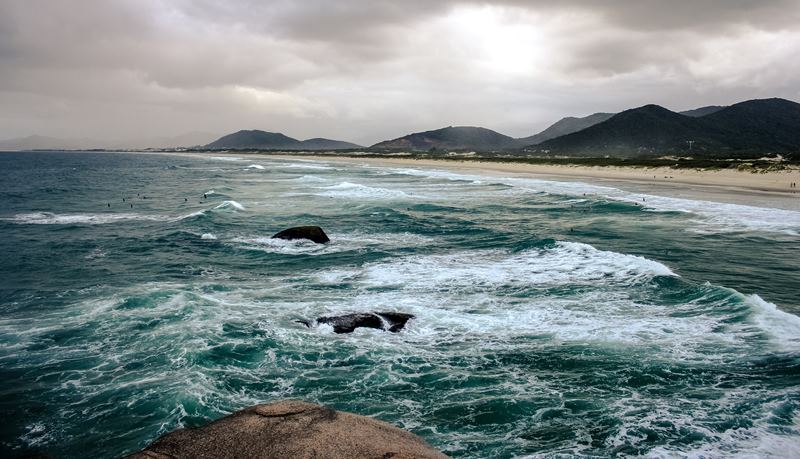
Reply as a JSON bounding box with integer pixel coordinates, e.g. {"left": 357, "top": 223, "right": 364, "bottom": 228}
{"left": 533, "top": 104, "right": 721, "bottom": 157}
{"left": 371, "top": 126, "right": 519, "bottom": 151}
{"left": 519, "top": 106, "right": 725, "bottom": 147}
{"left": 679, "top": 105, "right": 726, "bottom": 117}
{"left": 519, "top": 113, "right": 614, "bottom": 145}
{"left": 204, "top": 130, "right": 362, "bottom": 150}
{"left": 206, "top": 130, "right": 300, "bottom": 149}
{"left": 295, "top": 138, "right": 362, "bottom": 150}
{"left": 533, "top": 98, "right": 800, "bottom": 158}
{"left": 699, "top": 98, "right": 800, "bottom": 152}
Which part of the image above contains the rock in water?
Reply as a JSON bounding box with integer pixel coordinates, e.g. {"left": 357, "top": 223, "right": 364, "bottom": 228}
{"left": 311, "top": 312, "right": 415, "bottom": 334}
{"left": 271, "top": 226, "right": 330, "bottom": 244}
{"left": 377, "top": 312, "right": 416, "bottom": 332}
{"left": 126, "top": 400, "right": 448, "bottom": 459}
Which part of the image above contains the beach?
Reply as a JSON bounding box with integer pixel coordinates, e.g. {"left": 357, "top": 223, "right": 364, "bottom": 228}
{"left": 263, "top": 154, "right": 800, "bottom": 195}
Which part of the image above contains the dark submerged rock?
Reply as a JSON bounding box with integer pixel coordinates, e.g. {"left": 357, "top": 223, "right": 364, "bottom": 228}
{"left": 126, "top": 400, "right": 448, "bottom": 459}
{"left": 271, "top": 226, "right": 330, "bottom": 244}
{"left": 317, "top": 313, "right": 383, "bottom": 333}
{"left": 300, "top": 312, "right": 415, "bottom": 334}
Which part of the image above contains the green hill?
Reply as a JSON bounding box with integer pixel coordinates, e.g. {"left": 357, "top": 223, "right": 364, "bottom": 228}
{"left": 519, "top": 113, "right": 614, "bottom": 145}
{"left": 533, "top": 98, "right": 800, "bottom": 158}
{"left": 205, "top": 130, "right": 361, "bottom": 150}
{"left": 679, "top": 105, "right": 726, "bottom": 117}
{"left": 371, "top": 126, "right": 519, "bottom": 151}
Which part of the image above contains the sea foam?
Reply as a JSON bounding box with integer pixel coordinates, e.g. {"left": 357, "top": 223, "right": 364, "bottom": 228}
{"left": 316, "top": 181, "right": 415, "bottom": 199}
{"left": 350, "top": 241, "right": 676, "bottom": 291}
{"left": 209, "top": 156, "right": 243, "bottom": 161}
{"left": 379, "top": 165, "right": 800, "bottom": 235}
{"left": 6, "top": 212, "right": 165, "bottom": 225}
{"left": 214, "top": 200, "right": 245, "bottom": 211}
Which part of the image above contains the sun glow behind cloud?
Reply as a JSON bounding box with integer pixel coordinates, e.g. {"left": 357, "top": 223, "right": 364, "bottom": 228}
{"left": 440, "top": 5, "right": 551, "bottom": 79}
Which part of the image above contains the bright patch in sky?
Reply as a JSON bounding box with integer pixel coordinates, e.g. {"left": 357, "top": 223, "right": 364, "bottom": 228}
{"left": 442, "top": 6, "right": 549, "bottom": 78}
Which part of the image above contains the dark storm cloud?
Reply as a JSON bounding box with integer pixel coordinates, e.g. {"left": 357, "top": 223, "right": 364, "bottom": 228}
{"left": 0, "top": 0, "right": 798, "bottom": 143}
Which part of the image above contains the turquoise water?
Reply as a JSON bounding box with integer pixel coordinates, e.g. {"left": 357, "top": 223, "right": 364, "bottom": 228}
{"left": 1, "top": 151, "right": 799, "bottom": 458}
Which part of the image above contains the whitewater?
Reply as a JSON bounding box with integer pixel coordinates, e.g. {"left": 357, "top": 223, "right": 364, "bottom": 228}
{"left": 0, "top": 151, "right": 798, "bottom": 458}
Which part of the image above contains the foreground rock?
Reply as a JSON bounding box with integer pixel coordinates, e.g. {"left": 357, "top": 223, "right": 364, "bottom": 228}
{"left": 300, "top": 312, "right": 415, "bottom": 334}
{"left": 127, "top": 400, "right": 447, "bottom": 459}
{"left": 271, "top": 226, "right": 330, "bottom": 244}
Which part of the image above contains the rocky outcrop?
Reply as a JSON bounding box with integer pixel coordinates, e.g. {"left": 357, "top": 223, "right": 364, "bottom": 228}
{"left": 126, "top": 400, "right": 447, "bottom": 459}
{"left": 300, "top": 312, "right": 415, "bottom": 334}
{"left": 271, "top": 226, "right": 330, "bottom": 244}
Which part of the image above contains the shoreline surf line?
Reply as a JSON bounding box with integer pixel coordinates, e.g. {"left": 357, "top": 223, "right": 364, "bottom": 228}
{"left": 261, "top": 154, "right": 800, "bottom": 197}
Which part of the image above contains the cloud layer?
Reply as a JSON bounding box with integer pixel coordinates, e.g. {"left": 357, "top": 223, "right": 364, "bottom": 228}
{"left": 1, "top": 0, "right": 799, "bottom": 144}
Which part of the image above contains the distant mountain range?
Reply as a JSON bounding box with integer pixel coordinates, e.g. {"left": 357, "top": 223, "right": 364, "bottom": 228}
{"left": 534, "top": 98, "right": 800, "bottom": 157}
{"left": 364, "top": 98, "right": 798, "bottom": 158}
{"left": 4, "top": 98, "right": 798, "bottom": 158}
{"left": 679, "top": 105, "right": 726, "bottom": 118}
{"left": 204, "top": 130, "right": 362, "bottom": 150}
{"left": 0, "top": 132, "right": 218, "bottom": 151}
{"left": 518, "top": 113, "right": 615, "bottom": 146}
{"left": 371, "top": 126, "right": 519, "bottom": 151}
{"left": 518, "top": 106, "right": 726, "bottom": 146}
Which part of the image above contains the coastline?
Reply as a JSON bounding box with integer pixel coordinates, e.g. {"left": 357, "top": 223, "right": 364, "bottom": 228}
{"left": 265, "top": 155, "right": 800, "bottom": 195}
{"left": 21, "top": 150, "right": 799, "bottom": 197}
{"left": 140, "top": 150, "right": 800, "bottom": 209}
{"left": 223, "top": 153, "right": 800, "bottom": 210}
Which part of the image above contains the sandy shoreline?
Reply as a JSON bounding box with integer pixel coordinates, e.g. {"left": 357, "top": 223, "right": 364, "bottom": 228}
{"left": 166, "top": 151, "right": 800, "bottom": 209}
{"left": 263, "top": 154, "right": 800, "bottom": 194}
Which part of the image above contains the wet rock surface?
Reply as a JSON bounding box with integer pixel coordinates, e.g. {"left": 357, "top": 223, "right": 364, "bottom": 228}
{"left": 302, "top": 312, "right": 415, "bottom": 334}
{"left": 126, "top": 400, "right": 448, "bottom": 459}
{"left": 271, "top": 226, "right": 330, "bottom": 244}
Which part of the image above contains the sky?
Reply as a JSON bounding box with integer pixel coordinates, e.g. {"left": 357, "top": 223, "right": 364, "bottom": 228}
{"left": 1, "top": 0, "right": 800, "bottom": 146}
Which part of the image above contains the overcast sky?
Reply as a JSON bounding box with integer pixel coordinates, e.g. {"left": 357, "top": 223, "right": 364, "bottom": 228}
{"left": 1, "top": 0, "right": 799, "bottom": 145}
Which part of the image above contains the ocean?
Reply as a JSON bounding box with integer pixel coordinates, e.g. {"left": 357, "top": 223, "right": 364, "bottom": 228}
{"left": 1, "top": 151, "right": 799, "bottom": 458}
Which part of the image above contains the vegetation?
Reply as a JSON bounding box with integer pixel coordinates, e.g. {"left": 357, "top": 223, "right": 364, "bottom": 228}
{"left": 205, "top": 130, "right": 362, "bottom": 150}
{"left": 371, "top": 126, "right": 520, "bottom": 151}
{"left": 211, "top": 149, "right": 799, "bottom": 172}
{"left": 533, "top": 98, "right": 800, "bottom": 159}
